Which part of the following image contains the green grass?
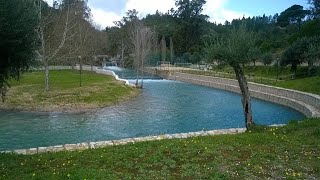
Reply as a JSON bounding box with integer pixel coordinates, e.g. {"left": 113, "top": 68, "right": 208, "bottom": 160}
{"left": 182, "top": 65, "right": 316, "bottom": 79}
{"left": 269, "top": 76, "right": 320, "bottom": 95}
{"left": 0, "top": 118, "right": 319, "bottom": 179}
{"left": 181, "top": 67, "right": 320, "bottom": 95}
{"left": 0, "top": 70, "right": 139, "bottom": 112}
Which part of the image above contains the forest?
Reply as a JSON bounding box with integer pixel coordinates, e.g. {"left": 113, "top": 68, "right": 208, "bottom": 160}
{"left": 105, "top": 0, "right": 319, "bottom": 75}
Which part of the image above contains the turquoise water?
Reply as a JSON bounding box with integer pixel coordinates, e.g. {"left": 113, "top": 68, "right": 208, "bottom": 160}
{"left": 0, "top": 69, "right": 304, "bottom": 151}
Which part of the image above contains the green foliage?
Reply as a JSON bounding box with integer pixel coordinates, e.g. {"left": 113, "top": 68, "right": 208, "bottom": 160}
{"left": 281, "top": 37, "right": 308, "bottom": 72}
{"left": 174, "top": 0, "right": 208, "bottom": 54}
{"left": 1, "top": 118, "right": 319, "bottom": 179}
{"left": 281, "top": 36, "right": 320, "bottom": 74}
{"left": 248, "top": 47, "right": 261, "bottom": 65}
{"left": 308, "top": 0, "right": 320, "bottom": 19}
{"left": 300, "top": 19, "right": 320, "bottom": 37}
{"left": 0, "top": 0, "right": 39, "bottom": 100}
{"left": 206, "top": 25, "right": 256, "bottom": 66}
{"left": 277, "top": 5, "right": 309, "bottom": 28}
{"left": 261, "top": 53, "right": 273, "bottom": 66}
{"left": 102, "top": 1, "right": 317, "bottom": 68}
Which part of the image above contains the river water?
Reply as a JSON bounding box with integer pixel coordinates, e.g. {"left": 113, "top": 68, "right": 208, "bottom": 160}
{"left": 0, "top": 68, "right": 304, "bottom": 151}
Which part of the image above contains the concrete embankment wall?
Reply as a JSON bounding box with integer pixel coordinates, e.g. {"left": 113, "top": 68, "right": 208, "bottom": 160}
{"left": 167, "top": 72, "right": 320, "bottom": 118}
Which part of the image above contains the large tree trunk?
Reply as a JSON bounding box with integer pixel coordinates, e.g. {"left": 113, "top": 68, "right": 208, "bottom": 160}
{"left": 232, "top": 63, "right": 254, "bottom": 129}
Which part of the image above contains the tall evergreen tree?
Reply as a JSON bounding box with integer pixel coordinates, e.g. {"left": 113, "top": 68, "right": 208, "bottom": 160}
{"left": 0, "top": 0, "right": 39, "bottom": 101}
{"left": 174, "top": 0, "right": 208, "bottom": 54}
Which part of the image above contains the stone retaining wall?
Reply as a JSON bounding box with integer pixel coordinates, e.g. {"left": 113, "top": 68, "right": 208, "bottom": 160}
{"left": 168, "top": 72, "right": 320, "bottom": 118}
{"left": 1, "top": 128, "right": 246, "bottom": 155}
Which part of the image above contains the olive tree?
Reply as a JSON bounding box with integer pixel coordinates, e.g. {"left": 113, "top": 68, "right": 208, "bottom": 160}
{"left": 205, "top": 25, "right": 256, "bottom": 129}
{"left": 248, "top": 47, "right": 261, "bottom": 67}
{"left": 261, "top": 52, "right": 273, "bottom": 73}
{"left": 281, "top": 36, "right": 320, "bottom": 77}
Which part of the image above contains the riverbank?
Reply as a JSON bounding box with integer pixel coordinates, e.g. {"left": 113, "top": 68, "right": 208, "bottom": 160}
{"left": 1, "top": 118, "right": 319, "bottom": 179}
{"left": 0, "top": 70, "right": 139, "bottom": 113}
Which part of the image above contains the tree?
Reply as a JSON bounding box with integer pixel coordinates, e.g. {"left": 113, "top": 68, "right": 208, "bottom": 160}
{"left": 308, "top": 0, "right": 320, "bottom": 19}
{"left": 130, "top": 19, "right": 154, "bottom": 88}
{"left": 174, "top": 0, "right": 209, "bottom": 54}
{"left": 140, "top": 27, "right": 154, "bottom": 87}
{"left": 281, "top": 36, "right": 319, "bottom": 77}
{"left": 130, "top": 20, "right": 143, "bottom": 85}
{"left": 277, "top": 5, "right": 309, "bottom": 29}
{"left": 205, "top": 25, "right": 256, "bottom": 129}
{"left": 161, "top": 36, "right": 167, "bottom": 63}
{"left": 300, "top": 19, "right": 320, "bottom": 37}
{"left": 261, "top": 52, "right": 273, "bottom": 73}
{"left": 302, "top": 36, "right": 320, "bottom": 76}
{"left": 37, "top": 0, "right": 96, "bottom": 90}
{"left": 110, "top": 9, "right": 140, "bottom": 68}
{"left": 170, "top": 37, "right": 174, "bottom": 64}
{"left": 281, "top": 38, "right": 307, "bottom": 77}
{"left": 0, "top": 0, "right": 39, "bottom": 101}
{"left": 37, "top": 0, "right": 78, "bottom": 91}
{"left": 248, "top": 47, "right": 261, "bottom": 67}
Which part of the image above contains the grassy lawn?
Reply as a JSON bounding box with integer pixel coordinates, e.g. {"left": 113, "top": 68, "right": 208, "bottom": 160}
{"left": 0, "top": 70, "right": 139, "bottom": 112}
{"left": 0, "top": 118, "right": 319, "bottom": 179}
{"left": 270, "top": 76, "right": 320, "bottom": 95}
{"left": 182, "top": 66, "right": 309, "bottom": 79}
{"left": 180, "top": 68, "right": 320, "bottom": 95}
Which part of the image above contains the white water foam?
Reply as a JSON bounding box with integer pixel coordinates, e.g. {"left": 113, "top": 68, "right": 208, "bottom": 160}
{"left": 103, "top": 66, "right": 123, "bottom": 71}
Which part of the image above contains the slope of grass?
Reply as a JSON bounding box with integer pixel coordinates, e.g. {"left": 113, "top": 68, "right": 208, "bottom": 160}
{"left": 271, "top": 76, "right": 320, "bottom": 95}
{"left": 0, "top": 118, "right": 319, "bottom": 179}
{"left": 0, "top": 70, "right": 139, "bottom": 112}
{"left": 181, "top": 68, "right": 320, "bottom": 95}
{"left": 183, "top": 66, "right": 309, "bottom": 79}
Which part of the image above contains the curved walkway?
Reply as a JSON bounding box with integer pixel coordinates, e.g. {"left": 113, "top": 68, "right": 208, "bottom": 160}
{"left": 167, "top": 72, "right": 320, "bottom": 118}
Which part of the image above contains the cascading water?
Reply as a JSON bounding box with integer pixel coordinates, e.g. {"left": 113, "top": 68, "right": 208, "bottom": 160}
{"left": 103, "top": 66, "right": 162, "bottom": 80}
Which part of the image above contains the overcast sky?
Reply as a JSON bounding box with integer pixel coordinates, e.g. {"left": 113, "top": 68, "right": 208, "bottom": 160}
{"left": 45, "top": 0, "right": 309, "bottom": 28}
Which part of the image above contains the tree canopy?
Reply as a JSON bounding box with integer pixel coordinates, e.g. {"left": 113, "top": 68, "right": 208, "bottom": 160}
{"left": 0, "top": 0, "right": 39, "bottom": 100}
{"left": 277, "top": 5, "right": 309, "bottom": 28}
{"left": 205, "top": 25, "right": 257, "bottom": 129}
{"left": 308, "top": 0, "right": 320, "bottom": 19}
